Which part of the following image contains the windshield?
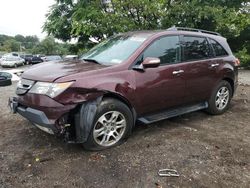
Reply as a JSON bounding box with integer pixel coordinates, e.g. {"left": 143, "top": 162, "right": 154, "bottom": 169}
{"left": 81, "top": 35, "right": 148, "bottom": 65}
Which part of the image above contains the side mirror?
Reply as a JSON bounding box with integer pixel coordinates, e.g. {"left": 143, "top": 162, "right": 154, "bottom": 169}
{"left": 142, "top": 57, "right": 160, "bottom": 68}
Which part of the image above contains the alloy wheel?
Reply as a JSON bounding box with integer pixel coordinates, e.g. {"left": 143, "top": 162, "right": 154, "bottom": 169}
{"left": 93, "top": 111, "right": 126, "bottom": 147}
{"left": 215, "top": 86, "right": 229, "bottom": 110}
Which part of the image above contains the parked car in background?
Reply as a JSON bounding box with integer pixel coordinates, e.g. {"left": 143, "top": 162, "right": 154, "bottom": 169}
{"left": 64, "top": 55, "right": 78, "bottom": 60}
{"left": 29, "top": 55, "right": 44, "bottom": 64}
{"left": 10, "top": 27, "right": 239, "bottom": 150}
{"left": 20, "top": 54, "right": 33, "bottom": 64}
{"left": 44, "top": 55, "right": 62, "bottom": 62}
{"left": 37, "top": 55, "right": 46, "bottom": 62}
{"left": 1, "top": 56, "right": 25, "bottom": 68}
{"left": 0, "top": 72, "right": 12, "bottom": 86}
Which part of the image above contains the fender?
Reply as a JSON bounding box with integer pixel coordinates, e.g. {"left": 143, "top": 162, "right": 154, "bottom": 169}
{"left": 73, "top": 91, "right": 138, "bottom": 143}
{"left": 56, "top": 69, "right": 138, "bottom": 111}
{"left": 74, "top": 96, "right": 103, "bottom": 143}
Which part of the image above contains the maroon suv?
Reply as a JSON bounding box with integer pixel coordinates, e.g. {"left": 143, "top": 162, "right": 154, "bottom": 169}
{"left": 10, "top": 27, "right": 239, "bottom": 150}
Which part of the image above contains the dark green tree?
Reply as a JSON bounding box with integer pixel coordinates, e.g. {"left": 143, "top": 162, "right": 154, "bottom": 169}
{"left": 32, "top": 36, "right": 69, "bottom": 55}
{"left": 44, "top": 0, "right": 250, "bottom": 64}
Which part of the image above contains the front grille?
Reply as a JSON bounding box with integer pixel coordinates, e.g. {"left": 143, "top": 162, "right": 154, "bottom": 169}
{"left": 16, "top": 78, "right": 35, "bottom": 95}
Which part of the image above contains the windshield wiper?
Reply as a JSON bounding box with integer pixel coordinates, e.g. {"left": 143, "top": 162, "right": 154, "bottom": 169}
{"left": 82, "top": 58, "right": 102, "bottom": 65}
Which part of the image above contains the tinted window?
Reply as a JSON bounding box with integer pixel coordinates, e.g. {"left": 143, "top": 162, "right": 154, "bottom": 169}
{"left": 142, "top": 36, "right": 180, "bottom": 65}
{"left": 183, "top": 36, "right": 211, "bottom": 61}
{"left": 209, "top": 39, "right": 228, "bottom": 57}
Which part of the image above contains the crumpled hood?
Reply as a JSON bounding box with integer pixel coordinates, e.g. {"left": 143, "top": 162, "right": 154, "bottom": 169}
{"left": 21, "top": 60, "right": 107, "bottom": 82}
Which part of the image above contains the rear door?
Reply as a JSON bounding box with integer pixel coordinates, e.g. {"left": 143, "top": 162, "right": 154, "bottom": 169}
{"left": 182, "top": 35, "right": 219, "bottom": 103}
{"left": 133, "top": 35, "right": 188, "bottom": 115}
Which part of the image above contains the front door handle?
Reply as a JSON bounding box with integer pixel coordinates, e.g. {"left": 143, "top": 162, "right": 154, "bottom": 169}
{"left": 210, "top": 63, "right": 219, "bottom": 68}
{"left": 172, "top": 70, "right": 184, "bottom": 75}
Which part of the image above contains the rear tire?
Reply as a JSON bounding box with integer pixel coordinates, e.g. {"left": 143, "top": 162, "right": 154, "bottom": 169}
{"left": 206, "top": 80, "right": 232, "bottom": 115}
{"left": 83, "top": 98, "right": 133, "bottom": 151}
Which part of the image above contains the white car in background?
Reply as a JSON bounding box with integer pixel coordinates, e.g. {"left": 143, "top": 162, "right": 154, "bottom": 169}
{"left": 0, "top": 56, "right": 25, "bottom": 68}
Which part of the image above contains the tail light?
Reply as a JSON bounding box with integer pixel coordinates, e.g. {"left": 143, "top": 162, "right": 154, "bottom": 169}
{"left": 234, "top": 58, "right": 240, "bottom": 66}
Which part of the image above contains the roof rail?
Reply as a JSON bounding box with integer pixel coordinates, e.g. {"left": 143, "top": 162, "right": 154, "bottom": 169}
{"left": 167, "top": 26, "right": 221, "bottom": 36}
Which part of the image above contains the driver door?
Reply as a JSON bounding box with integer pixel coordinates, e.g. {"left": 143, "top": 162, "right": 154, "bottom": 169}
{"left": 133, "top": 35, "right": 188, "bottom": 115}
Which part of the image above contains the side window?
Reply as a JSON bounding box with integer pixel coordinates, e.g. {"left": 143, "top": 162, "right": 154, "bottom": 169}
{"left": 183, "top": 36, "right": 211, "bottom": 61}
{"left": 142, "top": 36, "right": 180, "bottom": 65}
{"left": 209, "top": 38, "right": 228, "bottom": 57}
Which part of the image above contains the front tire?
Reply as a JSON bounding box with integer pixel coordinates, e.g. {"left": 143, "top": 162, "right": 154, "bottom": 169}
{"left": 83, "top": 98, "right": 133, "bottom": 151}
{"left": 207, "top": 80, "right": 232, "bottom": 115}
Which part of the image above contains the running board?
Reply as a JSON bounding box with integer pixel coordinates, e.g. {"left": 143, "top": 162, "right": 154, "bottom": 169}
{"left": 138, "top": 102, "right": 208, "bottom": 124}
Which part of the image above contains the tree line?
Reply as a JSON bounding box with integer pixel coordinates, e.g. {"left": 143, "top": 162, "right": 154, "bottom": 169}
{"left": 0, "top": 35, "right": 77, "bottom": 56}
{"left": 44, "top": 0, "right": 250, "bottom": 67}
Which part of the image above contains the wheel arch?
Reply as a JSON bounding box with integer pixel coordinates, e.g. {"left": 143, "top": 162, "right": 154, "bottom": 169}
{"left": 103, "top": 92, "right": 137, "bottom": 125}
{"left": 222, "top": 77, "right": 234, "bottom": 95}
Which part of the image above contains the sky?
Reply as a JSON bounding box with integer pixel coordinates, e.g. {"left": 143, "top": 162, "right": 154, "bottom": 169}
{"left": 0, "top": 0, "right": 55, "bottom": 39}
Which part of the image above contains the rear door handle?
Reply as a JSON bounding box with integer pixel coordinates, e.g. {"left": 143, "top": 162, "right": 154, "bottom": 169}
{"left": 172, "top": 70, "right": 184, "bottom": 75}
{"left": 210, "top": 63, "right": 219, "bottom": 68}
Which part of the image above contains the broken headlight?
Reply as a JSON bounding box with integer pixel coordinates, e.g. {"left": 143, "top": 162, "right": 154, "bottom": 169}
{"left": 29, "top": 81, "right": 74, "bottom": 98}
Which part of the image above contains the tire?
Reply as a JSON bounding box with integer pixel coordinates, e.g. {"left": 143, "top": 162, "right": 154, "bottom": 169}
{"left": 83, "top": 98, "right": 133, "bottom": 151}
{"left": 206, "top": 80, "right": 232, "bottom": 115}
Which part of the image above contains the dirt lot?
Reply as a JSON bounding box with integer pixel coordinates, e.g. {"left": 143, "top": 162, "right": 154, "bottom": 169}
{"left": 0, "top": 71, "right": 250, "bottom": 188}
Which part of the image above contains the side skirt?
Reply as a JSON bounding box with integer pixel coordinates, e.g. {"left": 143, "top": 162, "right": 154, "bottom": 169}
{"left": 138, "top": 102, "right": 208, "bottom": 124}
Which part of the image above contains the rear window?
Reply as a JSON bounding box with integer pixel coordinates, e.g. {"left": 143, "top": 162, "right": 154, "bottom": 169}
{"left": 209, "top": 39, "right": 228, "bottom": 57}
{"left": 183, "top": 36, "right": 212, "bottom": 61}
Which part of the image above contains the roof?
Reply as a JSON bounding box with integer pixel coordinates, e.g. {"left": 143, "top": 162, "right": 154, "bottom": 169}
{"left": 120, "top": 27, "right": 225, "bottom": 40}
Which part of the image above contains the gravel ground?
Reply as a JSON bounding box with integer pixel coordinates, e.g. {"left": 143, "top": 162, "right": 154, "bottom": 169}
{"left": 239, "top": 69, "right": 250, "bottom": 85}
{"left": 0, "top": 70, "right": 249, "bottom": 188}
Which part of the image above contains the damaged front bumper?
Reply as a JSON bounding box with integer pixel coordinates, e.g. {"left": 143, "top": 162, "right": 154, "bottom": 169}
{"left": 9, "top": 97, "right": 58, "bottom": 134}
{"left": 9, "top": 96, "right": 102, "bottom": 143}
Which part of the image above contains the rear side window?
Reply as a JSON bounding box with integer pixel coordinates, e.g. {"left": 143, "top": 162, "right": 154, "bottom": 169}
{"left": 143, "top": 36, "right": 180, "bottom": 65}
{"left": 209, "top": 39, "right": 228, "bottom": 57}
{"left": 183, "top": 36, "right": 211, "bottom": 61}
